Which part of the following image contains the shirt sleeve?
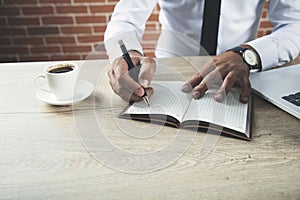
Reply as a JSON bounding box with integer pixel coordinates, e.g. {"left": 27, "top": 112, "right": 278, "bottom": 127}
{"left": 246, "top": 0, "right": 300, "bottom": 70}
{"left": 104, "top": 0, "right": 158, "bottom": 63}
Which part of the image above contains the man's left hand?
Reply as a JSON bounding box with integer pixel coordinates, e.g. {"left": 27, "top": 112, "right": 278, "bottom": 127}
{"left": 181, "top": 51, "right": 251, "bottom": 103}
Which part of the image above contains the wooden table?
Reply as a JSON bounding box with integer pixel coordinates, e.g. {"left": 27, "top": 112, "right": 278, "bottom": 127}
{"left": 0, "top": 57, "right": 299, "bottom": 199}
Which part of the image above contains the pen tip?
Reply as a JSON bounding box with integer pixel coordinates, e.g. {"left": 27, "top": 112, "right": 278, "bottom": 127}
{"left": 118, "top": 40, "right": 124, "bottom": 46}
{"left": 143, "top": 96, "right": 150, "bottom": 107}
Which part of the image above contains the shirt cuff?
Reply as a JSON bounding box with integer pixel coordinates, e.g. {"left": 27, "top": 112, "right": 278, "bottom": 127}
{"left": 104, "top": 33, "right": 143, "bottom": 63}
{"left": 246, "top": 37, "right": 278, "bottom": 71}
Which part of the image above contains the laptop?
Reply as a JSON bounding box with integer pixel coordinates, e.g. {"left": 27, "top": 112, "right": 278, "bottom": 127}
{"left": 249, "top": 64, "right": 300, "bottom": 119}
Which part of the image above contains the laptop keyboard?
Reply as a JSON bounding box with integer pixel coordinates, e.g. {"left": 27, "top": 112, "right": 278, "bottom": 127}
{"left": 282, "top": 92, "right": 300, "bottom": 106}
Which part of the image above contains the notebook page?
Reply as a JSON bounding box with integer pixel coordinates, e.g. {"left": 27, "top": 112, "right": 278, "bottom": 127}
{"left": 124, "top": 81, "right": 192, "bottom": 122}
{"left": 183, "top": 88, "right": 248, "bottom": 134}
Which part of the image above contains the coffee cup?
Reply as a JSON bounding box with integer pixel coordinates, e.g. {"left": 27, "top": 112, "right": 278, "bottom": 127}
{"left": 35, "top": 62, "right": 79, "bottom": 100}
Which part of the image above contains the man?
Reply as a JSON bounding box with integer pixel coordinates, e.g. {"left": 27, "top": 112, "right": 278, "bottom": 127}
{"left": 104, "top": 0, "right": 300, "bottom": 103}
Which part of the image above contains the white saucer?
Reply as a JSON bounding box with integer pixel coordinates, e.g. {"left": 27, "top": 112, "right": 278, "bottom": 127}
{"left": 36, "top": 80, "right": 94, "bottom": 106}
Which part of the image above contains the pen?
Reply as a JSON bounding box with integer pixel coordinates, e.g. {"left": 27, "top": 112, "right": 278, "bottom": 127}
{"left": 118, "top": 40, "right": 150, "bottom": 106}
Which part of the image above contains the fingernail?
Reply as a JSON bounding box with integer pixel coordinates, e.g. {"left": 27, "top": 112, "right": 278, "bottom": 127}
{"left": 146, "top": 87, "right": 154, "bottom": 96}
{"left": 140, "top": 79, "right": 150, "bottom": 88}
{"left": 181, "top": 84, "right": 192, "bottom": 93}
{"left": 192, "top": 91, "right": 201, "bottom": 99}
{"left": 214, "top": 93, "right": 224, "bottom": 102}
{"left": 135, "top": 87, "right": 144, "bottom": 97}
{"left": 241, "top": 96, "right": 248, "bottom": 103}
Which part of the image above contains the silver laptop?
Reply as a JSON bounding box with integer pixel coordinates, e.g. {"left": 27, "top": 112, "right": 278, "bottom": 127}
{"left": 249, "top": 64, "right": 300, "bottom": 119}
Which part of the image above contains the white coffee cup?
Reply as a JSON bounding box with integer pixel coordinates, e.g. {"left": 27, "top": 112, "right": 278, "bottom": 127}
{"left": 35, "top": 62, "right": 79, "bottom": 100}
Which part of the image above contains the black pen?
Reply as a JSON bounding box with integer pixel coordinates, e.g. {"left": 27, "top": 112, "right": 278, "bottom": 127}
{"left": 118, "top": 40, "right": 150, "bottom": 106}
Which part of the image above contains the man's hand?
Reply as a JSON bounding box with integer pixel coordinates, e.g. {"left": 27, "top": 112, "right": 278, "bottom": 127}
{"left": 107, "top": 50, "right": 156, "bottom": 101}
{"left": 181, "top": 51, "right": 251, "bottom": 103}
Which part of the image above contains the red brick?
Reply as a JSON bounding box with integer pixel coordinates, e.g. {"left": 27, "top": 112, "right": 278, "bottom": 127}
{"left": 63, "top": 45, "right": 92, "bottom": 53}
{"left": 0, "top": 7, "right": 20, "bottom": 16}
{"left": 93, "top": 43, "right": 106, "bottom": 52}
{"left": 13, "top": 37, "right": 44, "bottom": 45}
{"left": 4, "top": 0, "right": 37, "bottom": 4}
{"left": 90, "top": 5, "right": 115, "bottom": 13}
{"left": 155, "top": 4, "right": 161, "bottom": 11}
{"left": 45, "top": 36, "right": 76, "bottom": 44}
{"left": 28, "top": 27, "right": 59, "bottom": 35}
{"left": 20, "top": 55, "right": 50, "bottom": 62}
{"left": 266, "top": 30, "right": 272, "bottom": 35}
{"left": 264, "top": 1, "right": 269, "bottom": 9}
{"left": 144, "top": 51, "right": 155, "bottom": 58}
{"left": 74, "top": 0, "right": 105, "bottom": 2}
{"left": 51, "top": 54, "right": 81, "bottom": 61}
{"left": 82, "top": 53, "right": 108, "bottom": 60}
{"left": 77, "top": 35, "right": 103, "bottom": 43}
{"left": 148, "top": 14, "right": 159, "bottom": 21}
{"left": 0, "top": 47, "right": 28, "bottom": 54}
{"left": 256, "top": 30, "right": 265, "bottom": 38}
{"left": 8, "top": 17, "right": 40, "bottom": 26}
{"left": 93, "top": 26, "right": 107, "bottom": 33}
{"left": 1, "top": 27, "right": 26, "bottom": 36}
{"left": 0, "top": 17, "right": 7, "bottom": 25}
{"left": 0, "top": 38, "right": 11, "bottom": 45}
{"left": 0, "top": 55, "right": 18, "bottom": 63}
{"left": 142, "top": 33, "right": 160, "bottom": 41}
{"left": 145, "top": 25, "right": 160, "bottom": 34}
{"left": 61, "top": 26, "right": 92, "bottom": 34}
{"left": 260, "top": 20, "right": 273, "bottom": 28}
{"left": 40, "top": 0, "right": 71, "bottom": 3}
{"left": 42, "top": 16, "right": 73, "bottom": 25}
{"left": 145, "top": 23, "right": 157, "bottom": 29}
{"left": 262, "top": 11, "right": 267, "bottom": 18}
{"left": 56, "top": 6, "right": 88, "bottom": 14}
{"left": 141, "top": 43, "right": 157, "bottom": 50}
{"left": 22, "top": 6, "right": 54, "bottom": 15}
{"left": 76, "top": 16, "right": 106, "bottom": 24}
{"left": 31, "top": 46, "right": 61, "bottom": 54}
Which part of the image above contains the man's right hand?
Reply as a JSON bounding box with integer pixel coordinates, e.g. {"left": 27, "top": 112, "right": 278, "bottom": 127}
{"left": 107, "top": 51, "right": 156, "bottom": 102}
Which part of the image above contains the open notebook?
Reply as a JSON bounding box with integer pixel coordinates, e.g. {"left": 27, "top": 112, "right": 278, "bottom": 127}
{"left": 120, "top": 81, "right": 252, "bottom": 140}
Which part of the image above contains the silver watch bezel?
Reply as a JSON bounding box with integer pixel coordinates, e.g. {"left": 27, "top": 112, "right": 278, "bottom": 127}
{"left": 243, "top": 49, "right": 258, "bottom": 67}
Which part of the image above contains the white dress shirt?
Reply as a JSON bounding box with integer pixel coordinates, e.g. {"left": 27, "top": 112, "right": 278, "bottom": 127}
{"left": 104, "top": 0, "right": 300, "bottom": 70}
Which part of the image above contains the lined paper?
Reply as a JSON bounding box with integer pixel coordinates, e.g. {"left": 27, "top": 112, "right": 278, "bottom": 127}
{"left": 124, "top": 81, "right": 192, "bottom": 121}
{"left": 183, "top": 87, "right": 248, "bottom": 134}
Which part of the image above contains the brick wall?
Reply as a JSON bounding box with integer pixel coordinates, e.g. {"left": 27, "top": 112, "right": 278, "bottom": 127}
{"left": 0, "top": 0, "right": 272, "bottom": 63}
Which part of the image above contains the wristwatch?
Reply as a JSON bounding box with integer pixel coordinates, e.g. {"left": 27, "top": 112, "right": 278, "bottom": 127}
{"left": 228, "top": 46, "right": 261, "bottom": 72}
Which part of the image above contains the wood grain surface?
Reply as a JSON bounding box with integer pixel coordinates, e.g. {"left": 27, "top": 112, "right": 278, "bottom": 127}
{"left": 0, "top": 57, "right": 299, "bottom": 200}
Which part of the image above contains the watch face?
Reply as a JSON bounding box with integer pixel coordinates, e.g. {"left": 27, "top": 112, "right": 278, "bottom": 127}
{"left": 244, "top": 50, "right": 258, "bottom": 66}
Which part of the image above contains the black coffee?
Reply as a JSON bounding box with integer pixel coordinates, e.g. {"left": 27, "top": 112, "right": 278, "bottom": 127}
{"left": 49, "top": 66, "right": 74, "bottom": 73}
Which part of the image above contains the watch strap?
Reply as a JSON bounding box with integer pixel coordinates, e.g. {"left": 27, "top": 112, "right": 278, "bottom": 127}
{"left": 228, "top": 46, "right": 247, "bottom": 53}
